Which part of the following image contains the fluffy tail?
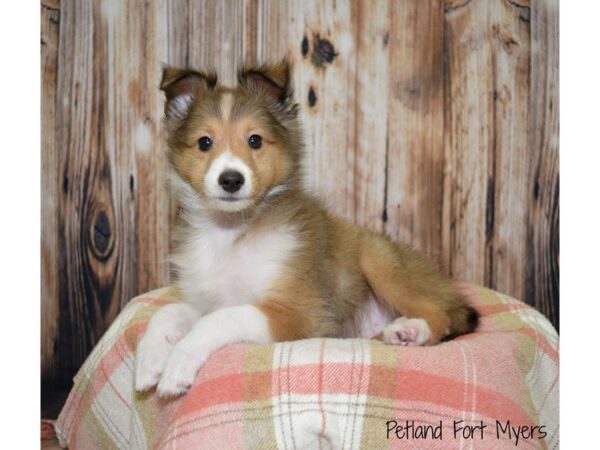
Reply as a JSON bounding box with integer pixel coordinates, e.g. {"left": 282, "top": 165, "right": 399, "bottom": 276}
{"left": 358, "top": 230, "right": 478, "bottom": 344}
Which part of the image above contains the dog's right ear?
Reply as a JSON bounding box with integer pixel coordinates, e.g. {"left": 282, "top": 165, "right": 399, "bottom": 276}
{"left": 160, "top": 67, "right": 217, "bottom": 119}
{"left": 237, "top": 59, "right": 293, "bottom": 105}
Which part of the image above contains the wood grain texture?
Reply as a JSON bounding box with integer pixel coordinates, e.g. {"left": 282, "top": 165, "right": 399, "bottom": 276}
{"left": 487, "top": 0, "right": 530, "bottom": 303}
{"left": 53, "top": 0, "right": 107, "bottom": 389}
{"left": 41, "top": 0, "right": 60, "bottom": 382}
{"left": 526, "top": 0, "right": 559, "bottom": 328}
{"left": 41, "top": 0, "right": 560, "bottom": 390}
{"left": 443, "top": 0, "right": 493, "bottom": 285}
{"left": 386, "top": 0, "right": 445, "bottom": 257}
{"left": 352, "top": 0, "right": 389, "bottom": 231}
{"left": 290, "top": 1, "right": 359, "bottom": 221}
{"left": 188, "top": 0, "right": 247, "bottom": 84}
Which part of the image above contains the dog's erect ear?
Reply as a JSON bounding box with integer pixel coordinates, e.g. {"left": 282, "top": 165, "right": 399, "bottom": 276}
{"left": 160, "top": 67, "right": 217, "bottom": 119}
{"left": 237, "top": 59, "right": 293, "bottom": 104}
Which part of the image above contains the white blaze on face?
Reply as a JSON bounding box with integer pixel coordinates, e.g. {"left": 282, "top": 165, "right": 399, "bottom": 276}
{"left": 203, "top": 92, "right": 255, "bottom": 212}
{"left": 220, "top": 92, "right": 234, "bottom": 121}
{"left": 204, "top": 151, "right": 254, "bottom": 211}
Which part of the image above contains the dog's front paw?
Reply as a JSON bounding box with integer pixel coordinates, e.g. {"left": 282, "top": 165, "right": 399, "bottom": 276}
{"left": 135, "top": 334, "right": 174, "bottom": 392}
{"left": 383, "top": 317, "right": 431, "bottom": 346}
{"left": 156, "top": 345, "right": 207, "bottom": 398}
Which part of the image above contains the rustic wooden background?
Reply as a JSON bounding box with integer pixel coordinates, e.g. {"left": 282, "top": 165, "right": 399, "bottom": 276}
{"left": 41, "top": 0, "right": 559, "bottom": 393}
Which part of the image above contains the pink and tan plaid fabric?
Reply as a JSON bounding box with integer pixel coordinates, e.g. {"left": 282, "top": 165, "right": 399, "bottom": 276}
{"left": 55, "top": 285, "right": 558, "bottom": 449}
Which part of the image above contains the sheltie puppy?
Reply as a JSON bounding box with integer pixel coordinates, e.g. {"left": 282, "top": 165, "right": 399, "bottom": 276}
{"left": 135, "top": 59, "right": 478, "bottom": 397}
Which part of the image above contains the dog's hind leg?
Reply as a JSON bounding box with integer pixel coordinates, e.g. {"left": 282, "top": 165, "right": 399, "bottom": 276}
{"left": 358, "top": 231, "right": 478, "bottom": 345}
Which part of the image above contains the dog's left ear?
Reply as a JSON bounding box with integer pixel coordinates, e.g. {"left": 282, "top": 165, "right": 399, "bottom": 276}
{"left": 237, "top": 59, "right": 294, "bottom": 106}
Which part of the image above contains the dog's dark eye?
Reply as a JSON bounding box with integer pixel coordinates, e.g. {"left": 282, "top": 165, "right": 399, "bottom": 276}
{"left": 198, "top": 136, "right": 212, "bottom": 151}
{"left": 248, "top": 134, "right": 262, "bottom": 150}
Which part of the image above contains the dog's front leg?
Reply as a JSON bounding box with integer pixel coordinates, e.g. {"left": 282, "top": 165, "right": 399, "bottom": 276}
{"left": 135, "top": 302, "right": 200, "bottom": 392}
{"left": 156, "top": 304, "right": 273, "bottom": 397}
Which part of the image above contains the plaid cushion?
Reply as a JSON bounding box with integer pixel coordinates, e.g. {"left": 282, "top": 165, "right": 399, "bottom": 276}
{"left": 55, "top": 285, "right": 558, "bottom": 449}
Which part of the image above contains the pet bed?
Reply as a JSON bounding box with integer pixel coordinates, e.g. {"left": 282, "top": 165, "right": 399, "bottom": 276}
{"left": 55, "top": 285, "right": 558, "bottom": 449}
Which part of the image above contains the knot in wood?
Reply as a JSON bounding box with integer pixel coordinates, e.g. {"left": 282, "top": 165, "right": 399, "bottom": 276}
{"left": 308, "top": 87, "right": 317, "bottom": 108}
{"left": 311, "top": 34, "right": 337, "bottom": 67}
{"left": 301, "top": 36, "right": 309, "bottom": 57}
{"left": 89, "top": 208, "right": 114, "bottom": 261}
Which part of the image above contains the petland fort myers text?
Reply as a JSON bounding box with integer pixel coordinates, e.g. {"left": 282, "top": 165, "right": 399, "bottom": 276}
{"left": 386, "top": 420, "right": 547, "bottom": 446}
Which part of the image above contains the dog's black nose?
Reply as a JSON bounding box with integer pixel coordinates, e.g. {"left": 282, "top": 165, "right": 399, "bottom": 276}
{"left": 218, "top": 170, "right": 245, "bottom": 193}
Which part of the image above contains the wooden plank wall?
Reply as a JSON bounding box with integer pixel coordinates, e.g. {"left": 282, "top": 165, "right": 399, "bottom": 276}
{"left": 41, "top": 0, "right": 559, "bottom": 391}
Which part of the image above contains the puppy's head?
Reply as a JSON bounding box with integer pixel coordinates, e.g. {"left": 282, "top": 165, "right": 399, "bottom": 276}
{"left": 161, "top": 59, "right": 302, "bottom": 213}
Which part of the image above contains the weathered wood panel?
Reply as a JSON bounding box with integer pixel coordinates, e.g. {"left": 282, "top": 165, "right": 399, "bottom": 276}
{"left": 126, "top": 0, "right": 172, "bottom": 299}
{"left": 290, "top": 1, "right": 360, "bottom": 221}
{"left": 443, "top": 0, "right": 494, "bottom": 285}
{"left": 487, "top": 0, "right": 530, "bottom": 304}
{"left": 444, "top": 0, "right": 532, "bottom": 296}
{"left": 386, "top": 0, "right": 445, "bottom": 257}
{"left": 41, "top": 0, "right": 60, "bottom": 382}
{"left": 188, "top": 0, "right": 247, "bottom": 84}
{"left": 52, "top": 0, "right": 138, "bottom": 390}
{"left": 41, "top": 0, "right": 560, "bottom": 392}
{"left": 352, "top": 1, "right": 389, "bottom": 231}
{"left": 526, "top": 0, "right": 559, "bottom": 328}
{"left": 53, "top": 0, "right": 102, "bottom": 390}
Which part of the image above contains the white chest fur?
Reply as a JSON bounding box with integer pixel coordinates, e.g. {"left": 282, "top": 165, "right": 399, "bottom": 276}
{"left": 173, "top": 220, "right": 299, "bottom": 314}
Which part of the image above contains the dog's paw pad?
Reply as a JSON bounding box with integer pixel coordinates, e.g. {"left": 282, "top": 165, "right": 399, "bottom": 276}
{"left": 383, "top": 318, "right": 431, "bottom": 346}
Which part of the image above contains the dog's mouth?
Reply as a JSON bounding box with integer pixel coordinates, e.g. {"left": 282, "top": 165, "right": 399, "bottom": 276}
{"left": 216, "top": 196, "right": 251, "bottom": 202}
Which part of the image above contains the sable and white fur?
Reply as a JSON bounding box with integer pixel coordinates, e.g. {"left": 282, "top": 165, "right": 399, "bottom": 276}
{"left": 136, "top": 60, "right": 479, "bottom": 397}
